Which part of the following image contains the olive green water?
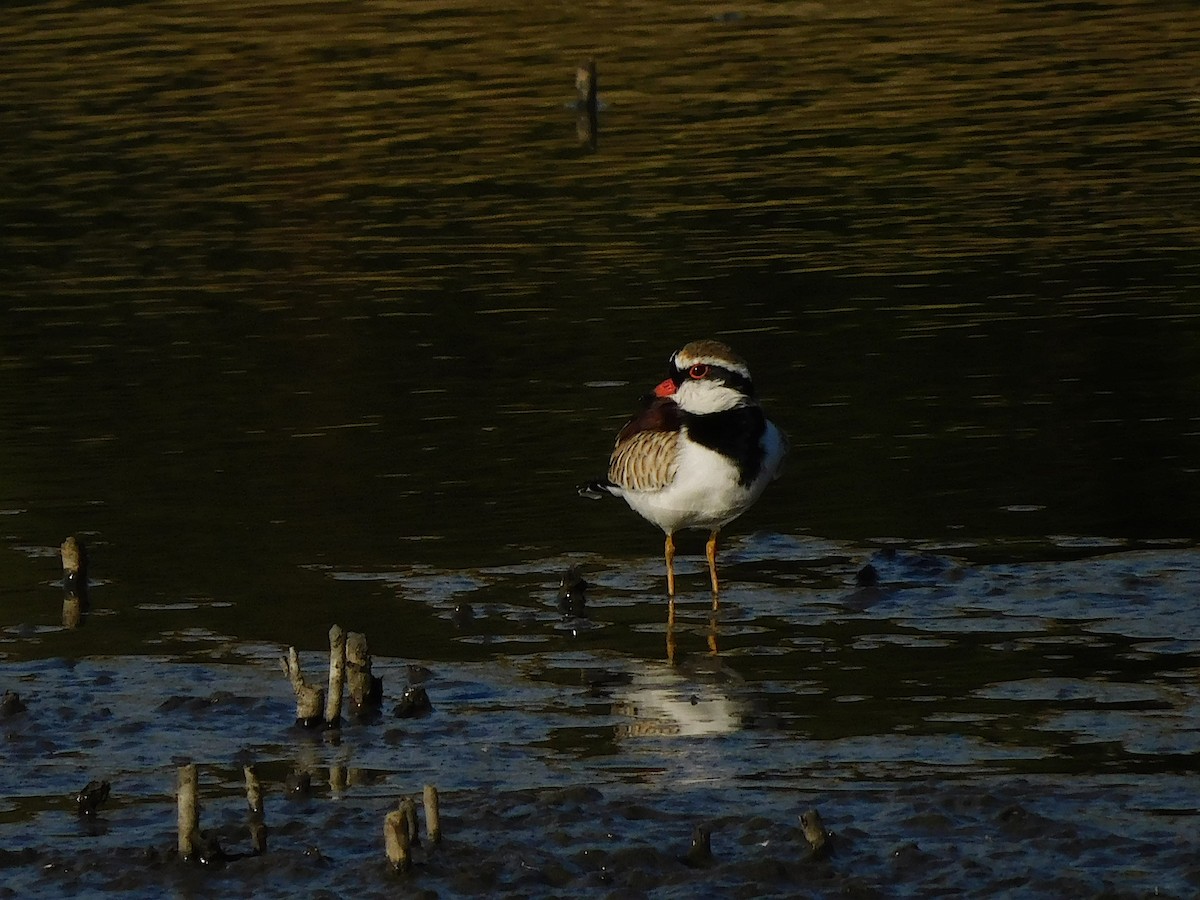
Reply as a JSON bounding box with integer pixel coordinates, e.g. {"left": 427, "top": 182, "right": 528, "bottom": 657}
{"left": 2, "top": 0, "right": 1200, "bottom": 896}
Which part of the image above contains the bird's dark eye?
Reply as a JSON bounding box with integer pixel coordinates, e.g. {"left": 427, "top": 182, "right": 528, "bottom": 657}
{"left": 688, "top": 364, "right": 710, "bottom": 380}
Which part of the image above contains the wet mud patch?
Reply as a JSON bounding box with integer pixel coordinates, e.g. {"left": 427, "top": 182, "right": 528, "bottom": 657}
{"left": 1, "top": 772, "right": 1198, "bottom": 897}
{"left": 3, "top": 543, "right": 1200, "bottom": 896}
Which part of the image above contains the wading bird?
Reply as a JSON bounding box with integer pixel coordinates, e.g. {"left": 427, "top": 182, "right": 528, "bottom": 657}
{"left": 580, "top": 340, "right": 787, "bottom": 597}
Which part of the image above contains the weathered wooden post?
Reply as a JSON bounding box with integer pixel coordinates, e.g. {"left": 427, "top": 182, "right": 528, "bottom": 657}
{"left": 61, "top": 535, "right": 89, "bottom": 628}
{"left": 280, "top": 647, "right": 324, "bottom": 726}
{"left": 325, "top": 625, "right": 346, "bottom": 728}
{"left": 399, "top": 796, "right": 420, "bottom": 848}
{"left": 346, "top": 631, "right": 382, "bottom": 718}
{"left": 177, "top": 764, "right": 199, "bottom": 859}
{"left": 384, "top": 809, "right": 411, "bottom": 872}
{"left": 576, "top": 59, "right": 598, "bottom": 150}
{"left": 423, "top": 784, "right": 441, "bottom": 844}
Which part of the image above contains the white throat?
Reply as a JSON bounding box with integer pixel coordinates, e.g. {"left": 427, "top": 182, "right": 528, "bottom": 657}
{"left": 673, "top": 381, "right": 750, "bottom": 415}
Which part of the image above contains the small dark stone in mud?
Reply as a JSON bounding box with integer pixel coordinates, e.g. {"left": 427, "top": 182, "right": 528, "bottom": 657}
{"left": 538, "top": 785, "right": 604, "bottom": 808}
{"left": 998, "top": 803, "right": 1029, "bottom": 823}
{"left": 450, "top": 602, "right": 474, "bottom": 628}
{"left": 393, "top": 685, "right": 432, "bottom": 718}
{"left": 1, "top": 690, "right": 26, "bottom": 717}
{"left": 534, "top": 859, "right": 576, "bottom": 888}
{"left": 681, "top": 823, "right": 714, "bottom": 868}
{"left": 557, "top": 564, "right": 588, "bottom": 617}
{"left": 0, "top": 847, "right": 39, "bottom": 868}
{"left": 76, "top": 779, "right": 111, "bottom": 817}
{"left": 158, "top": 693, "right": 247, "bottom": 714}
{"left": 286, "top": 770, "right": 313, "bottom": 798}
{"left": 190, "top": 830, "right": 227, "bottom": 866}
{"left": 406, "top": 664, "right": 432, "bottom": 685}
{"left": 855, "top": 563, "right": 879, "bottom": 587}
{"left": 581, "top": 668, "right": 632, "bottom": 696}
{"left": 889, "top": 841, "right": 935, "bottom": 874}
{"left": 907, "top": 553, "right": 947, "bottom": 575}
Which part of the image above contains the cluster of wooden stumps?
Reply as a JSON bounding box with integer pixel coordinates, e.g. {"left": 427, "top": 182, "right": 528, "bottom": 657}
{"left": 174, "top": 762, "right": 441, "bottom": 870}
{"left": 383, "top": 785, "right": 442, "bottom": 872}
{"left": 46, "top": 539, "right": 823, "bottom": 874}
{"left": 174, "top": 763, "right": 264, "bottom": 864}
{"left": 280, "top": 625, "right": 383, "bottom": 728}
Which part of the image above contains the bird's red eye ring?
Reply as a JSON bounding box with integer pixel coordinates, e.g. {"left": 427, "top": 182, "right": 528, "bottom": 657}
{"left": 688, "top": 364, "right": 710, "bottom": 380}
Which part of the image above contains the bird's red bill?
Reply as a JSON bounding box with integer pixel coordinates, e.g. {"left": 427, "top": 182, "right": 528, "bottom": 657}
{"left": 653, "top": 378, "right": 677, "bottom": 397}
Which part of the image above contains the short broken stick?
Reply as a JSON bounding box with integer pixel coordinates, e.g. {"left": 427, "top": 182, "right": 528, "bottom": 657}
{"left": 800, "top": 808, "right": 832, "bottom": 860}
{"left": 346, "top": 631, "right": 382, "bottom": 718}
{"left": 280, "top": 647, "right": 325, "bottom": 726}
{"left": 423, "top": 784, "right": 441, "bottom": 844}
{"left": 384, "top": 809, "right": 411, "bottom": 872}
{"left": 61, "top": 535, "right": 89, "bottom": 627}
{"left": 399, "top": 796, "right": 420, "bottom": 848}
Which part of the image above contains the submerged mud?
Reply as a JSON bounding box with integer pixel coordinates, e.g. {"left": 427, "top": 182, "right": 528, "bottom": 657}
{"left": 3, "top": 540, "right": 1199, "bottom": 897}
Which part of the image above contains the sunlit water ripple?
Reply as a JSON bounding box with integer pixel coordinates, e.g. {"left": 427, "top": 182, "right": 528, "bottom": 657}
{"left": 2, "top": 0, "right": 1200, "bottom": 895}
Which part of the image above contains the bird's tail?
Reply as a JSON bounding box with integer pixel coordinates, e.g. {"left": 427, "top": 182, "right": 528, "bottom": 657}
{"left": 578, "top": 479, "right": 617, "bottom": 500}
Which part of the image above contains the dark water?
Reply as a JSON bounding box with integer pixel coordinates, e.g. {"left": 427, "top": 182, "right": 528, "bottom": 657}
{"left": 2, "top": 0, "right": 1200, "bottom": 895}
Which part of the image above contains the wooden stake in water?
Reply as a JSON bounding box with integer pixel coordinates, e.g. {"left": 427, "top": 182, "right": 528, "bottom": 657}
{"left": 177, "top": 764, "right": 199, "bottom": 859}
{"left": 423, "top": 784, "right": 441, "bottom": 844}
{"left": 325, "top": 625, "right": 346, "bottom": 728}
{"left": 60, "top": 535, "right": 89, "bottom": 628}
{"left": 280, "top": 646, "right": 325, "bottom": 726}
{"left": 346, "top": 631, "right": 382, "bottom": 718}
{"left": 799, "top": 808, "right": 831, "bottom": 860}
{"left": 384, "top": 810, "right": 411, "bottom": 872}
{"left": 244, "top": 764, "right": 267, "bottom": 854}
{"left": 576, "top": 58, "right": 599, "bottom": 150}
{"left": 399, "top": 796, "right": 420, "bottom": 848}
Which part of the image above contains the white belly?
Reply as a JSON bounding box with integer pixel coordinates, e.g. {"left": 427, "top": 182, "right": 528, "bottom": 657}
{"left": 621, "top": 421, "right": 785, "bottom": 534}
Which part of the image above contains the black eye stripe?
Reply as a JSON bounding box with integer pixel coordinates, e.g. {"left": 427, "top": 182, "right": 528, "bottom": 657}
{"left": 669, "top": 362, "right": 755, "bottom": 395}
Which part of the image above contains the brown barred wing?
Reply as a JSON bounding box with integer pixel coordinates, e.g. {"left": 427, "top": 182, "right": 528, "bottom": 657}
{"left": 608, "top": 429, "right": 680, "bottom": 492}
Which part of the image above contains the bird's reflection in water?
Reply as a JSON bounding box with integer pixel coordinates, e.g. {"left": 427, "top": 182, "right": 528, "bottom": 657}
{"left": 611, "top": 666, "right": 741, "bottom": 739}
{"left": 666, "top": 594, "right": 721, "bottom": 664}
{"left": 613, "top": 599, "right": 739, "bottom": 739}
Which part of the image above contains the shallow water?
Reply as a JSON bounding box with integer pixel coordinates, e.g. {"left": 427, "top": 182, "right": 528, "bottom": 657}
{"left": 2, "top": 0, "right": 1200, "bottom": 895}
{"left": 4, "top": 543, "right": 1200, "bottom": 896}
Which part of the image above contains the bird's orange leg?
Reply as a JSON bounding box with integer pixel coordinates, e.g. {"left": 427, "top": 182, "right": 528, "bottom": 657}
{"left": 706, "top": 529, "right": 720, "bottom": 601}
{"left": 664, "top": 532, "right": 677, "bottom": 597}
{"left": 665, "top": 532, "right": 678, "bottom": 661}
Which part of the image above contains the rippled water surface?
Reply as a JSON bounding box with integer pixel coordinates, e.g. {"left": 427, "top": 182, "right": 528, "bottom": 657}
{"left": 2, "top": 0, "right": 1200, "bottom": 895}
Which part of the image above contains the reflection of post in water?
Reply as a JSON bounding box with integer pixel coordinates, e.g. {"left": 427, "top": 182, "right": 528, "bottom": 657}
{"left": 244, "top": 764, "right": 267, "bottom": 854}
{"left": 61, "top": 535, "right": 89, "bottom": 628}
{"left": 576, "top": 58, "right": 598, "bottom": 150}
